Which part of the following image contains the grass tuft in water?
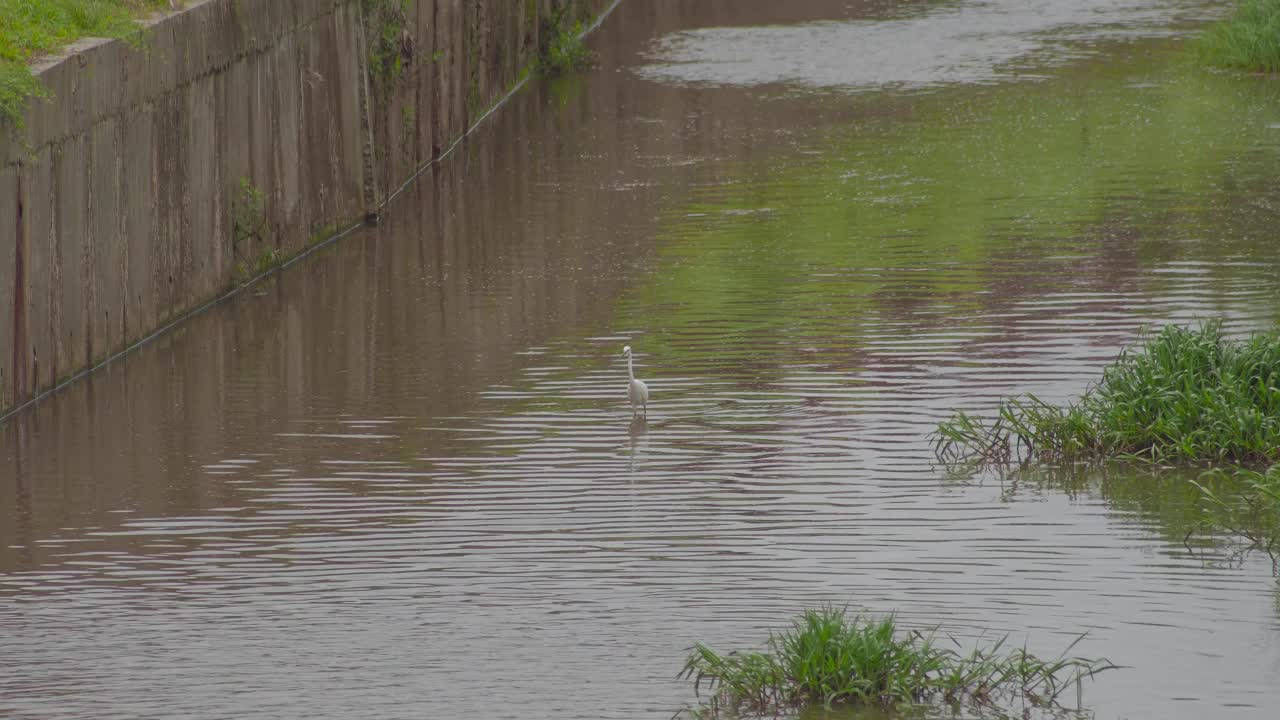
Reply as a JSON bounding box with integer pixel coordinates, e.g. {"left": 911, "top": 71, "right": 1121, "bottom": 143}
{"left": 934, "top": 322, "right": 1280, "bottom": 467}
{"left": 679, "top": 607, "right": 1115, "bottom": 718}
{"left": 1196, "top": 0, "right": 1280, "bottom": 73}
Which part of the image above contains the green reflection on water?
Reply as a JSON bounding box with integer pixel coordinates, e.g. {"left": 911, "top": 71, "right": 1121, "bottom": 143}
{"left": 982, "top": 463, "right": 1222, "bottom": 547}
{"left": 626, "top": 38, "right": 1280, "bottom": 363}
{"left": 612, "top": 32, "right": 1280, "bottom": 585}
{"left": 955, "top": 460, "right": 1280, "bottom": 579}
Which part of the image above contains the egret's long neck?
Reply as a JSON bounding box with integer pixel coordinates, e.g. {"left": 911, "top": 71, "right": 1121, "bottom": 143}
{"left": 627, "top": 354, "right": 635, "bottom": 380}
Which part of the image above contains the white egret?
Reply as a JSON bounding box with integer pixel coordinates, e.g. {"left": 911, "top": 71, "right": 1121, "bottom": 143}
{"left": 623, "top": 345, "right": 649, "bottom": 417}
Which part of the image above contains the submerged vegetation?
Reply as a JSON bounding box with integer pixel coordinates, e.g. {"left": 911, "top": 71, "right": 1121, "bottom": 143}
{"left": 680, "top": 607, "right": 1115, "bottom": 718}
{"left": 1197, "top": 0, "right": 1280, "bottom": 73}
{"left": 0, "top": 0, "right": 173, "bottom": 128}
{"left": 1195, "top": 464, "right": 1280, "bottom": 568}
{"left": 934, "top": 323, "right": 1280, "bottom": 467}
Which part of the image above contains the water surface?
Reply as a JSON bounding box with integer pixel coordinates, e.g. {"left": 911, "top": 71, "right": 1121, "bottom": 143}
{"left": 4, "top": 1, "right": 1280, "bottom": 718}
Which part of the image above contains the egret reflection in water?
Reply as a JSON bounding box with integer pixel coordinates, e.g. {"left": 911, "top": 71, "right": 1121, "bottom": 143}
{"left": 627, "top": 414, "right": 649, "bottom": 472}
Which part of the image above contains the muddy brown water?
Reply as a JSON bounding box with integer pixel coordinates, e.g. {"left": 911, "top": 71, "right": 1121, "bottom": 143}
{"left": 4, "top": 1, "right": 1280, "bottom": 718}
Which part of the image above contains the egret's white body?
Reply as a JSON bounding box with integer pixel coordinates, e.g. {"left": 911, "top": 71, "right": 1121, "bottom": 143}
{"left": 623, "top": 345, "right": 648, "bottom": 417}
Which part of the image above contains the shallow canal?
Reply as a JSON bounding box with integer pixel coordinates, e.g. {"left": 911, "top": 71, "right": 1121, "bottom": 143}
{"left": 4, "top": 0, "right": 1280, "bottom": 718}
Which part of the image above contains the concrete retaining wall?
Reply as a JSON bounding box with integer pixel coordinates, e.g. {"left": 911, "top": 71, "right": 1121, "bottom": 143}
{"left": 1, "top": 0, "right": 609, "bottom": 416}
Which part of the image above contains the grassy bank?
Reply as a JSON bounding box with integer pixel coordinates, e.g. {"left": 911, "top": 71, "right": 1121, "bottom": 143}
{"left": 1197, "top": 0, "right": 1280, "bottom": 72}
{"left": 680, "top": 607, "right": 1114, "bottom": 718}
{"left": 0, "top": 0, "right": 172, "bottom": 127}
{"left": 934, "top": 323, "right": 1280, "bottom": 466}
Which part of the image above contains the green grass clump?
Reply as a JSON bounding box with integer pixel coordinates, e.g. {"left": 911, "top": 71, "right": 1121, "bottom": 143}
{"left": 361, "top": 0, "right": 410, "bottom": 89}
{"left": 0, "top": 0, "right": 173, "bottom": 128}
{"left": 1197, "top": 0, "right": 1280, "bottom": 72}
{"left": 536, "top": 7, "right": 594, "bottom": 76}
{"left": 935, "top": 323, "right": 1280, "bottom": 466}
{"left": 680, "top": 607, "right": 1115, "bottom": 718}
{"left": 0, "top": 60, "right": 47, "bottom": 126}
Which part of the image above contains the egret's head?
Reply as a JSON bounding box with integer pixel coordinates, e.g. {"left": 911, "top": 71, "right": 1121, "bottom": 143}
{"left": 623, "top": 345, "right": 632, "bottom": 357}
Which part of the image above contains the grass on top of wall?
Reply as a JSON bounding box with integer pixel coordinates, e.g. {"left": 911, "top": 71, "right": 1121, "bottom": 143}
{"left": 0, "top": 0, "right": 174, "bottom": 128}
{"left": 1197, "top": 0, "right": 1280, "bottom": 73}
